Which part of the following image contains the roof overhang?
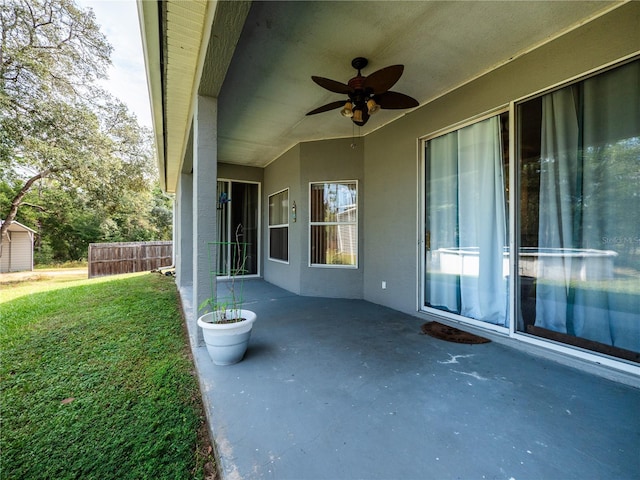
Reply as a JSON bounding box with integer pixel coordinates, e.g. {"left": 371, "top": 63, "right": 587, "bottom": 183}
{"left": 1, "top": 220, "right": 36, "bottom": 234}
{"left": 138, "top": 0, "right": 250, "bottom": 193}
{"left": 139, "top": 1, "right": 625, "bottom": 194}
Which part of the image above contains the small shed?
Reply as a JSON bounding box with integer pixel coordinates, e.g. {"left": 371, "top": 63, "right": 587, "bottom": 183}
{"left": 1, "top": 220, "right": 36, "bottom": 273}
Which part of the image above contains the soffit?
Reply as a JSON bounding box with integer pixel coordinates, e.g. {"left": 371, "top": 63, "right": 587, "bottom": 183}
{"left": 163, "top": 0, "right": 211, "bottom": 192}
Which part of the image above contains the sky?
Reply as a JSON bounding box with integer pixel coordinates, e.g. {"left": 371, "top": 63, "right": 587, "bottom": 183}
{"left": 76, "top": 0, "right": 153, "bottom": 129}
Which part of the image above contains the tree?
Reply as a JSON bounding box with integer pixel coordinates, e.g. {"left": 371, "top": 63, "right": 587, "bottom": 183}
{"left": 0, "top": 0, "right": 112, "bottom": 241}
{"left": 149, "top": 186, "right": 174, "bottom": 241}
{"left": 1, "top": 0, "right": 163, "bottom": 261}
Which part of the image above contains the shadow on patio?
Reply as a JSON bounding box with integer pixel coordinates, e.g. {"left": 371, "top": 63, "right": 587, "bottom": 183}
{"left": 181, "top": 279, "right": 639, "bottom": 480}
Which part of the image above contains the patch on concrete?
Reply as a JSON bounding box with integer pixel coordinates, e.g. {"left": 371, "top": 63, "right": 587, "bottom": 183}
{"left": 453, "top": 370, "right": 488, "bottom": 381}
{"left": 438, "top": 354, "right": 475, "bottom": 364}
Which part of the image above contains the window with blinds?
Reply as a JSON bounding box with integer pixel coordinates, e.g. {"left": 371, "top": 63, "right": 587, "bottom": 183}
{"left": 309, "top": 181, "right": 358, "bottom": 267}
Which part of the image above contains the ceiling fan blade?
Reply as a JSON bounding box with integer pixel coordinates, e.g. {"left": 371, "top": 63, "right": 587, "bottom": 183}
{"left": 363, "top": 65, "right": 404, "bottom": 94}
{"left": 375, "top": 91, "right": 419, "bottom": 109}
{"left": 311, "top": 76, "right": 353, "bottom": 94}
{"left": 306, "top": 100, "right": 347, "bottom": 116}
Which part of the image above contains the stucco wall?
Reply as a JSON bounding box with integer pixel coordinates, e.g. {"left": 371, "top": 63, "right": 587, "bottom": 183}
{"left": 362, "top": 2, "right": 640, "bottom": 314}
{"left": 298, "top": 137, "right": 364, "bottom": 298}
{"left": 218, "top": 163, "right": 264, "bottom": 184}
{"left": 262, "top": 138, "right": 365, "bottom": 297}
{"left": 263, "top": 145, "right": 302, "bottom": 293}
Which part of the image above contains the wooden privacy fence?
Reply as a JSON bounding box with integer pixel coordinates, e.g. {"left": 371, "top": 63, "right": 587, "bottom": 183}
{"left": 88, "top": 241, "right": 173, "bottom": 278}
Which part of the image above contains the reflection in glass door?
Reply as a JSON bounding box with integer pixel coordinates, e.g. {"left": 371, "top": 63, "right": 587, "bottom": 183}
{"left": 423, "top": 112, "right": 510, "bottom": 327}
{"left": 216, "top": 180, "right": 259, "bottom": 277}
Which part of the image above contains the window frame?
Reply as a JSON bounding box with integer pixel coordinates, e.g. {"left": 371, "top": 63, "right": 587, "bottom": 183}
{"left": 268, "top": 188, "right": 289, "bottom": 264}
{"left": 308, "top": 180, "right": 359, "bottom": 269}
{"left": 216, "top": 178, "right": 262, "bottom": 277}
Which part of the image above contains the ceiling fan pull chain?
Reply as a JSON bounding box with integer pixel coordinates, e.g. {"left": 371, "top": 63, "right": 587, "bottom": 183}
{"left": 351, "top": 122, "right": 357, "bottom": 149}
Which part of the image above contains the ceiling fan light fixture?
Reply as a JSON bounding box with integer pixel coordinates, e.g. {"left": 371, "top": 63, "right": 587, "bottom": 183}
{"left": 367, "top": 98, "right": 380, "bottom": 115}
{"left": 340, "top": 101, "right": 353, "bottom": 118}
{"left": 352, "top": 108, "right": 363, "bottom": 123}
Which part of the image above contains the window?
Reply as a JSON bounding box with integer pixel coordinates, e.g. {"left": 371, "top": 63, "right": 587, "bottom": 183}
{"left": 423, "top": 112, "right": 510, "bottom": 327}
{"left": 517, "top": 59, "right": 640, "bottom": 360}
{"left": 310, "top": 181, "right": 357, "bottom": 267}
{"left": 268, "top": 189, "right": 288, "bottom": 262}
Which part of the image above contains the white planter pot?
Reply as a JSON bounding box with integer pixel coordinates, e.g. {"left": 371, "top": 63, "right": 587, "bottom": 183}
{"left": 197, "top": 309, "right": 257, "bottom": 365}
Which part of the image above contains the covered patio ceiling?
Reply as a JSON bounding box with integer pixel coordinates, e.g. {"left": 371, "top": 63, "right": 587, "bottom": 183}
{"left": 140, "top": 0, "right": 620, "bottom": 192}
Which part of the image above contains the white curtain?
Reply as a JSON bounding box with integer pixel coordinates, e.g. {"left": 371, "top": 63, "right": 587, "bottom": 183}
{"left": 536, "top": 88, "right": 580, "bottom": 334}
{"left": 536, "top": 61, "right": 640, "bottom": 351}
{"left": 427, "top": 132, "right": 460, "bottom": 312}
{"left": 426, "top": 115, "right": 508, "bottom": 326}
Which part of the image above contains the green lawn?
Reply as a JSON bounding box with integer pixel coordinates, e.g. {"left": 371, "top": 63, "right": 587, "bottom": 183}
{"left": 0, "top": 272, "right": 215, "bottom": 479}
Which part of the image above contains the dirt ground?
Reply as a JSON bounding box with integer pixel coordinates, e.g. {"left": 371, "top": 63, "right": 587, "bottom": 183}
{"left": 0, "top": 268, "right": 88, "bottom": 284}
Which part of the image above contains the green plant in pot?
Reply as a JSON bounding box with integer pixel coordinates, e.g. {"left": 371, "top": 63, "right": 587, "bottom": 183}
{"left": 197, "top": 225, "right": 257, "bottom": 365}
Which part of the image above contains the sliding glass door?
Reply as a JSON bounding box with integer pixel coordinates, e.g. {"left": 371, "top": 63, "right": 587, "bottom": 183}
{"left": 422, "top": 59, "right": 639, "bottom": 363}
{"left": 423, "top": 112, "right": 510, "bottom": 327}
{"left": 216, "top": 180, "right": 260, "bottom": 277}
{"left": 517, "top": 60, "right": 639, "bottom": 360}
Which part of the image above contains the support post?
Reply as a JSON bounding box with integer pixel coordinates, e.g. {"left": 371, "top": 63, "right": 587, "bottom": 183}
{"left": 193, "top": 95, "right": 218, "bottom": 342}
{"left": 176, "top": 172, "right": 193, "bottom": 289}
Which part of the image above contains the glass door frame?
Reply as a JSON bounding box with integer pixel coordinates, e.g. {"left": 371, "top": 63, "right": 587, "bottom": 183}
{"left": 217, "top": 178, "right": 262, "bottom": 279}
{"left": 418, "top": 106, "right": 511, "bottom": 335}
{"left": 508, "top": 56, "right": 640, "bottom": 375}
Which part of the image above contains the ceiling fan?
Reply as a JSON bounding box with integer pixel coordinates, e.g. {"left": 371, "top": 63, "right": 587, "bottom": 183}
{"left": 306, "top": 57, "right": 419, "bottom": 126}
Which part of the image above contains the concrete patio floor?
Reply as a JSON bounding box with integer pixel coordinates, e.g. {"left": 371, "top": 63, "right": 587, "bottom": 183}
{"left": 181, "top": 280, "right": 640, "bottom": 480}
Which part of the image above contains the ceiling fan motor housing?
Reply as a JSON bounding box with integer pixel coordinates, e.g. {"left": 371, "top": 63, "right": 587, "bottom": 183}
{"left": 349, "top": 57, "right": 373, "bottom": 101}
{"left": 348, "top": 76, "right": 371, "bottom": 107}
